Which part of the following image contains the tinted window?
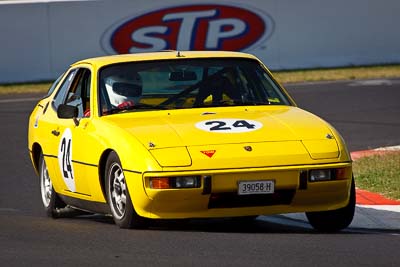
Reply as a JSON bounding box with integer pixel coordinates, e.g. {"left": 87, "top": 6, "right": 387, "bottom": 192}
{"left": 52, "top": 69, "right": 78, "bottom": 110}
{"left": 64, "top": 68, "right": 91, "bottom": 118}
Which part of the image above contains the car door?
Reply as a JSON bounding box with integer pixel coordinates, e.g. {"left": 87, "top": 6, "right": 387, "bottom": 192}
{"left": 45, "top": 67, "right": 92, "bottom": 198}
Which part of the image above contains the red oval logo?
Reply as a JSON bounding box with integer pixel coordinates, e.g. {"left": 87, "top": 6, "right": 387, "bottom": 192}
{"left": 102, "top": 4, "right": 274, "bottom": 54}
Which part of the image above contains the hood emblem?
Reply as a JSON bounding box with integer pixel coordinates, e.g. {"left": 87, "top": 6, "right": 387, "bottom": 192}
{"left": 244, "top": 146, "right": 253, "bottom": 152}
{"left": 201, "top": 150, "right": 216, "bottom": 158}
{"left": 326, "top": 134, "right": 334, "bottom": 139}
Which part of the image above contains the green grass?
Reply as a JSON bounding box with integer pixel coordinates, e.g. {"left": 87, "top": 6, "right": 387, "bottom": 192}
{"left": 273, "top": 64, "right": 400, "bottom": 84}
{"left": 0, "top": 82, "right": 52, "bottom": 95}
{"left": 353, "top": 151, "right": 400, "bottom": 200}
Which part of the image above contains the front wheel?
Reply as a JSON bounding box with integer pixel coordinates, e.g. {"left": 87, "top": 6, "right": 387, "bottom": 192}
{"left": 39, "top": 153, "right": 66, "bottom": 218}
{"left": 306, "top": 177, "right": 356, "bottom": 232}
{"left": 105, "top": 151, "right": 147, "bottom": 229}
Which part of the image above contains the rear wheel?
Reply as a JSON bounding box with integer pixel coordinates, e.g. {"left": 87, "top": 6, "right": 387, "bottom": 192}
{"left": 39, "top": 153, "right": 66, "bottom": 218}
{"left": 105, "top": 151, "right": 147, "bottom": 229}
{"left": 306, "top": 177, "right": 356, "bottom": 232}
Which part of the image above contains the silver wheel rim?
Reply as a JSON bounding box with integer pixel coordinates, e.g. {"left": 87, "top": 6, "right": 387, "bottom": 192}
{"left": 109, "top": 162, "right": 127, "bottom": 219}
{"left": 40, "top": 157, "right": 52, "bottom": 207}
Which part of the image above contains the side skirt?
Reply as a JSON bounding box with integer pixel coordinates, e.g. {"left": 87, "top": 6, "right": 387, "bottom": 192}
{"left": 59, "top": 194, "right": 111, "bottom": 215}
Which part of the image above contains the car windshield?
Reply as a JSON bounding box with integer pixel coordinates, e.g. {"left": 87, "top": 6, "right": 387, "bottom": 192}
{"left": 98, "top": 58, "right": 292, "bottom": 115}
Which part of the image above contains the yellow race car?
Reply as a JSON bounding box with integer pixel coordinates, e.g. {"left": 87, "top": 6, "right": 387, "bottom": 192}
{"left": 28, "top": 51, "right": 354, "bottom": 231}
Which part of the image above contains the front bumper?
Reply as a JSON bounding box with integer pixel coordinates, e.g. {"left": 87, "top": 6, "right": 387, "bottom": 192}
{"left": 126, "top": 162, "right": 352, "bottom": 219}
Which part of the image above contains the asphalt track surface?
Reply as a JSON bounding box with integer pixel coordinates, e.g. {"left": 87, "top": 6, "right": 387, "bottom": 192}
{"left": 1, "top": 79, "right": 399, "bottom": 266}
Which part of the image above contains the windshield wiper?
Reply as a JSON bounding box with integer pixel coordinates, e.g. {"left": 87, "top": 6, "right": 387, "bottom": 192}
{"left": 107, "top": 104, "right": 169, "bottom": 114}
{"left": 234, "top": 101, "right": 271, "bottom": 106}
{"left": 133, "top": 103, "right": 169, "bottom": 110}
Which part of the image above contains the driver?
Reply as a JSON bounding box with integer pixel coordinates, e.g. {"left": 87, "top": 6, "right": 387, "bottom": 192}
{"left": 104, "top": 72, "right": 142, "bottom": 110}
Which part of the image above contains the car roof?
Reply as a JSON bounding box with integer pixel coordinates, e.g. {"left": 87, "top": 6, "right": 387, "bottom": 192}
{"left": 71, "top": 50, "right": 259, "bottom": 68}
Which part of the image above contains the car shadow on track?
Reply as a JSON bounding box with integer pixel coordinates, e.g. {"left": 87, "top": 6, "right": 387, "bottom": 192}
{"left": 66, "top": 215, "right": 314, "bottom": 233}
{"left": 55, "top": 207, "right": 306, "bottom": 232}
{"left": 46, "top": 205, "right": 400, "bottom": 235}
{"left": 147, "top": 217, "right": 315, "bottom": 234}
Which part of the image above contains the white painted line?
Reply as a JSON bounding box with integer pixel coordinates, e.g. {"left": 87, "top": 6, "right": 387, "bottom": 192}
{"left": 357, "top": 205, "right": 400, "bottom": 213}
{"left": 373, "top": 145, "right": 400, "bottom": 151}
{"left": 0, "top": 97, "right": 39, "bottom": 104}
{"left": 0, "top": 208, "right": 20, "bottom": 212}
{"left": 348, "top": 79, "right": 393, "bottom": 86}
{"left": 0, "top": 0, "right": 93, "bottom": 5}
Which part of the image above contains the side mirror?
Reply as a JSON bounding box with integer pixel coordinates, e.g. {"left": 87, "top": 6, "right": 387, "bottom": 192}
{"left": 57, "top": 104, "right": 78, "bottom": 119}
{"left": 57, "top": 104, "right": 80, "bottom": 126}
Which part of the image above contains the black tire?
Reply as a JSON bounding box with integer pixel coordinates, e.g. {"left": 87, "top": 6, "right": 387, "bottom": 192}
{"left": 105, "top": 151, "right": 147, "bottom": 229}
{"left": 306, "top": 177, "right": 356, "bottom": 232}
{"left": 39, "top": 153, "right": 66, "bottom": 218}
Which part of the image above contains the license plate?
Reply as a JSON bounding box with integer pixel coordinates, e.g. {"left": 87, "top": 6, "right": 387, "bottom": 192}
{"left": 238, "top": 180, "right": 275, "bottom": 195}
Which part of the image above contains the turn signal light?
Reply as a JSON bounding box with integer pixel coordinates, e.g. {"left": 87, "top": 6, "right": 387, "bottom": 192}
{"left": 149, "top": 176, "right": 201, "bottom": 189}
{"left": 335, "top": 168, "right": 347, "bottom": 180}
{"left": 150, "top": 177, "right": 170, "bottom": 189}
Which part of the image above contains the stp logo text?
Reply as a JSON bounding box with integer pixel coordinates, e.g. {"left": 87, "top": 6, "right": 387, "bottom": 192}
{"left": 102, "top": 4, "right": 274, "bottom": 54}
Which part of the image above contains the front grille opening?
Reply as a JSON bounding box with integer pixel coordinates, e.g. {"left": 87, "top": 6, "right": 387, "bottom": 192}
{"left": 208, "top": 189, "right": 295, "bottom": 209}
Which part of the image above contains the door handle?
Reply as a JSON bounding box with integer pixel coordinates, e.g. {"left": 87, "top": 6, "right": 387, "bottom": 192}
{"left": 51, "top": 130, "right": 60, "bottom": 136}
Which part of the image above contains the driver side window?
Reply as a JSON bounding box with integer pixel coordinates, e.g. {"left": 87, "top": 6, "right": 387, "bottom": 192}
{"left": 63, "top": 68, "right": 91, "bottom": 118}
{"left": 52, "top": 69, "right": 78, "bottom": 110}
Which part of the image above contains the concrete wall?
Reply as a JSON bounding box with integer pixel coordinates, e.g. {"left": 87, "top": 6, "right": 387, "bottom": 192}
{"left": 1, "top": 0, "right": 399, "bottom": 83}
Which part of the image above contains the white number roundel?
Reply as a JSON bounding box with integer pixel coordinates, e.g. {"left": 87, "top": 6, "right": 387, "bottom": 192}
{"left": 195, "top": 119, "right": 263, "bottom": 133}
{"left": 58, "top": 128, "right": 75, "bottom": 192}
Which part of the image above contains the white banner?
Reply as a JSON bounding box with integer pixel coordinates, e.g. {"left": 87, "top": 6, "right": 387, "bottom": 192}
{"left": 0, "top": 0, "right": 399, "bottom": 83}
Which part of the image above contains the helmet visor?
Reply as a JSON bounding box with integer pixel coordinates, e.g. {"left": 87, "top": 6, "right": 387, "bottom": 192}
{"left": 112, "top": 82, "right": 142, "bottom": 97}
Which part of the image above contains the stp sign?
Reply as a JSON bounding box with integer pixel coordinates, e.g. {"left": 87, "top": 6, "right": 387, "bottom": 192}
{"left": 101, "top": 4, "right": 274, "bottom": 53}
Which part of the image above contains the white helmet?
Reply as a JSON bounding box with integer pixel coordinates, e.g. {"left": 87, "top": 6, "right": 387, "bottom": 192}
{"left": 104, "top": 73, "right": 142, "bottom": 107}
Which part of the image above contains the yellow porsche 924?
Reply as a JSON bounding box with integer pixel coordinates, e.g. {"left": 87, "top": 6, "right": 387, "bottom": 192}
{"left": 28, "top": 51, "right": 355, "bottom": 231}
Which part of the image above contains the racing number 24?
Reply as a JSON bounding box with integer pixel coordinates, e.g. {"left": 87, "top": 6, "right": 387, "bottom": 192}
{"left": 60, "top": 137, "right": 73, "bottom": 179}
{"left": 205, "top": 120, "right": 255, "bottom": 131}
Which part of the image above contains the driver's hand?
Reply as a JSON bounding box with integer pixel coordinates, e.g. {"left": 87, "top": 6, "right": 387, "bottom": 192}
{"left": 117, "top": 100, "right": 135, "bottom": 109}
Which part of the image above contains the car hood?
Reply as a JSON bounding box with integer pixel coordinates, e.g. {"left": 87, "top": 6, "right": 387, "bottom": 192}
{"left": 105, "top": 106, "right": 342, "bottom": 167}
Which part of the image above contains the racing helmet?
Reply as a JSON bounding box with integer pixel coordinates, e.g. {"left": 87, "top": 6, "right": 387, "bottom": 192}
{"left": 104, "top": 72, "right": 142, "bottom": 107}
